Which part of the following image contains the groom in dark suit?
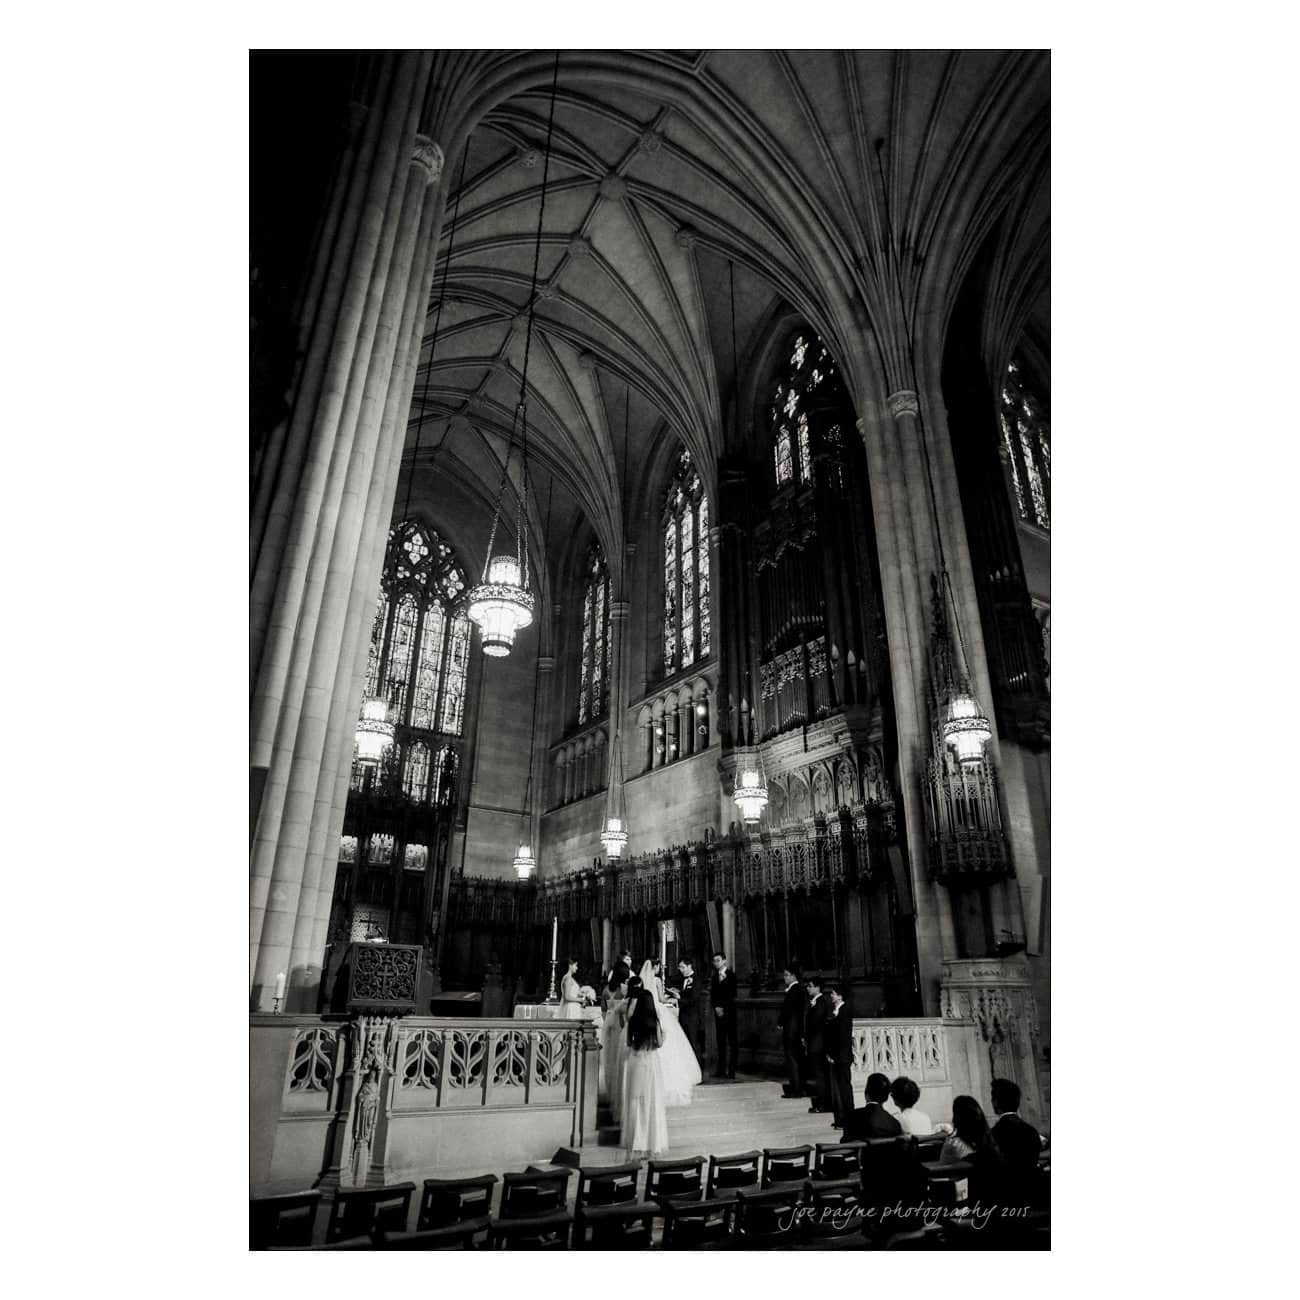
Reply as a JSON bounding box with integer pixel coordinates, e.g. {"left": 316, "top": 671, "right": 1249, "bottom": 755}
{"left": 710, "top": 952, "right": 738, "bottom": 1078}
{"left": 822, "top": 983, "right": 854, "bottom": 1127}
{"left": 672, "top": 957, "right": 701, "bottom": 1055}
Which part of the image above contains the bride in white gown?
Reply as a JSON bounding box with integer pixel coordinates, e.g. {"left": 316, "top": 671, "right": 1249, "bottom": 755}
{"left": 637, "top": 959, "right": 701, "bottom": 1107}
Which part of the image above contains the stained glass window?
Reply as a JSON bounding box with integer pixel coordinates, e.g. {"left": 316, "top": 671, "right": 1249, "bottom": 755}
{"left": 577, "top": 542, "right": 610, "bottom": 726}
{"left": 356, "top": 520, "right": 471, "bottom": 801}
{"left": 439, "top": 616, "right": 470, "bottom": 735}
{"left": 662, "top": 448, "right": 711, "bottom": 676}
{"left": 769, "top": 328, "right": 843, "bottom": 492}
{"left": 999, "top": 357, "right": 1050, "bottom": 530}
{"left": 434, "top": 745, "right": 459, "bottom": 806}
{"left": 403, "top": 741, "right": 430, "bottom": 802}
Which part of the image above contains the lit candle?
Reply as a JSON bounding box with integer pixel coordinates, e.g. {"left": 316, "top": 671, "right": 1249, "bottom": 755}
{"left": 551, "top": 917, "right": 558, "bottom": 961}
{"left": 274, "top": 971, "right": 286, "bottom": 1001}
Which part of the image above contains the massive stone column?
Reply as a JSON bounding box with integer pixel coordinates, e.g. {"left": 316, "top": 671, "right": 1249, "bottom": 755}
{"left": 249, "top": 52, "right": 444, "bottom": 1008}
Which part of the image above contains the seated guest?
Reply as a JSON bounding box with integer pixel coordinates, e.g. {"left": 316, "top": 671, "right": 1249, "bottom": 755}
{"left": 940, "top": 1095, "right": 1006, "bottom": 1204}
{"left": 888, "top": 1076, "right": 933, "bottom": 1136}
{"left": 843, "top": 1072, "right": 903, "bottom": 1141}
{"left": 990, "top": 1078, "right": 1042, "bottom": 1177}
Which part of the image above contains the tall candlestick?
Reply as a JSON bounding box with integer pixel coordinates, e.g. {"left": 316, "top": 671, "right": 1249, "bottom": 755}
{"left": 274, "top": 971, "right": 286, "bottom": 1001}
{"left": 551, "top": 916, "right": 558, "bottom": 961}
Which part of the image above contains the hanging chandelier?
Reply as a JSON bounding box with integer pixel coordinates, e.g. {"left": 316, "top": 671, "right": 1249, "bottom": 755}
{"left": 467, "top": 547, "right": 534, "bottom": 657}
{"left": 355, "top": 694, "right": 395, "bottom": 766}
{"left": 941, "top": 682, "right": 993, "bottom": 766}
{"left": 467, "top": 56, "right": 559, "bottom": 663}
{"left": 513, "top": 841, "right": 537, "bottom": 880}
{"left": 733, "top": 749, "right": 769, "bottom": 825}
{"left": 601, "top": 729, "right": 629, "bottom": 859}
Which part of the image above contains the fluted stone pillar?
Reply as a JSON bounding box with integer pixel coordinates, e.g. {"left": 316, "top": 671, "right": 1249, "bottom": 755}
{"left": 249, "top": 52, "right": 442, "bottom": 1008}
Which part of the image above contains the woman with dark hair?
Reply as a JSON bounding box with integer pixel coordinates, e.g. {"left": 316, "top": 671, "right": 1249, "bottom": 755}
{"left": 621, "top": 983, "right": 669, "bottom": 1158}
{"left": 888, "top": 1076, "right": 934, "bottom": 1136}
{"left": 940, "top": 1094, "right": 1007, "bottom": 1202}
{"left": 560, "top": 958, "right": 584, "bottom": 1020}
{"left": 941, "top": 1095, "right": 993, "bottom": 1162}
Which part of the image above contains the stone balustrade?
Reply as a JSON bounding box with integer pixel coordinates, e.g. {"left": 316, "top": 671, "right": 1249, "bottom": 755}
{"left": 251, "top": 1014, "right": 599, "bottom": 1196}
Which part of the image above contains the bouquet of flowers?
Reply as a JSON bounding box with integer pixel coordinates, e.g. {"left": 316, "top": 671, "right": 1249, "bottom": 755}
{"left": 578, "top": 985, "right": 598, "bottom": 1006}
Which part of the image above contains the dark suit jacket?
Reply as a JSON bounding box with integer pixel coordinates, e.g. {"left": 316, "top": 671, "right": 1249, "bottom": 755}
{"left": 842, "top": 1101, "right": 903, "bottom": 1142}
{"left": 805, "top": 995, "right": 828, "bottom": 1057}
{"left": 992, "top": 1113, "right": 1042, "bottom": 1175}
{"left": 673, "top": 975, "right": 699, "bottom": 1033}
{"left": 710, "top": 968, "right": 737, "bottom": 1013}
{"left": 824, "top": 1006, "right": 853, "bottom": 1064}
{"left": 777, "top": 982, "right": 808, "bottom": 1048}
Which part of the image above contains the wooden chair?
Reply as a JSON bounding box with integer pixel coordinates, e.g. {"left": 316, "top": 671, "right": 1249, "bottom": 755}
{"left": 574, "top": 1201, "right": 660, "bottom": 1249}
{"left": 646, "top": 1155, "right": 704, "bottom": 1203}
{"left": 498, "top": 1168, "right": 572, "bottom": 1219}
{"left": 804, "top": 1176, "right": 869, "bottom": 1241}
{"left": 923, "top": 1159, "right": 973, "bottom": 1211}
{"left": 574, "top": 1162, "right": 656, "bottom": 1249}
{"left": 325, "top": 1182, "right": 416, "bottom": 1244}
{"left": 374, "top": 1222, "right": 482, "bottom": 1250}
{"left": 860, "top": 1138, "right": 927, "bottom": 1242}
{"left": 660, "top": 1196, "right": 737, "bottom": 1249}
{"left": 250, "top": 1190, "right": 320, "bottom": 1250}
{"left": 915, "top": 1134, "right": 947, "bottom": 1164}
{"left": 760, "top": 1145, "right": 813, "bottom": 1188}
{"left": 575, "top": 1162, "right": 641, "bottom": 1210}
{"left": 416, "top": 1174, "right": 497, "bottom": 1232}
{"left": 734, "top": 1185, "right": 806, "bottom": 1247}
{"left": 706, "top": 1150, "right": 761, "bottom": 1199}
{"left": 813, "top": 1141, "right": 865, "bottom": 1182}
{"left": 486, "top": 1211, "right": 573, "bottom": 1249}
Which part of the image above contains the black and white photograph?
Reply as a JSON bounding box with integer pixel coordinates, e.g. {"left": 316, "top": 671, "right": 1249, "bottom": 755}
{"left": 248, "top": 46, "right": 1051, "bottom": 1252}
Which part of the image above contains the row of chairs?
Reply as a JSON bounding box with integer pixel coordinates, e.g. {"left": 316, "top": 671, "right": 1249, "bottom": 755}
{"left": 251, "top": 1135, "right": 1042, "bottom": 1250}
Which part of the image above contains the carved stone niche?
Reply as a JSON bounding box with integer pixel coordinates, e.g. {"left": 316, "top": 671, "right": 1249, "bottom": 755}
{"left": 940, "top": 956, "right": 1043, "bottom": 1125}
{"left": 346, "top": 941, "right": 422, "bottom": 1016}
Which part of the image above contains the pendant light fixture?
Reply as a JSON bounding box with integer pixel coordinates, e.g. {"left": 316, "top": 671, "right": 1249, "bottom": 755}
{"left": 354, "top": 137, "right": 472, "bottom": 765}
{"left": 514, "top": 475, "right": 555, "bottom": 881}
{"left": 466, "top": 54, "right": 560, "bottom": 660}
{"left": 601, "top": 384, "right": 631, "bottom": 860}
{"left": 733, "top": 749, "right": 770, "bottom": 825}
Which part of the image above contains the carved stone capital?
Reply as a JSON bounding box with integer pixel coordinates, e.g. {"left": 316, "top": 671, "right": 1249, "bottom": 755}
{"left": 886, "top": 389, "right": 919, "bottom": 419}
{"left": 537, "top": 656, "right": 555, "bottom": 673}
{"left": 610, "top": 601, "right": 631, "bottom": 622}
{"left": 412, "top": 136, "right": 444, "bottom": 184}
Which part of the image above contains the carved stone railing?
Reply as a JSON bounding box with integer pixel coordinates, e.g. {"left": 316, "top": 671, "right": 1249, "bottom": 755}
{"left": 252, "top": 1014, "right": 600, "bottom": 1196}
{"left": 849, "top": 1018, "right": 949, "bottom": 1087}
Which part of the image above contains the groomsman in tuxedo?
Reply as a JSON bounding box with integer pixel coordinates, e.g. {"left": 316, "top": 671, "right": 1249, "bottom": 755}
{"left": 673, "top": 957, "right": 701, "bottom": 1056}
{"left": 822, "top": 983, "right": 854, "bottom": 1127}
{"left": 777, "top": 963, "right": 808, "bottom": 1098}
{"left": 803, "top": 974, "right": 831, "bottom": 1112}
{"left": 710, "top": 952, "right": 738, "bottom": 1078}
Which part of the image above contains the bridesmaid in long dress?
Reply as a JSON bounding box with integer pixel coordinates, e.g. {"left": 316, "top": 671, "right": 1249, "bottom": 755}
{"left": 602, "top": 976, "right": 632, "bottom": 1119}
{"left": 621, "top": 983, "right": 670, "bottom": 1160}
{"left": 560, "top": 959, "right": 585, "bottom": 1019}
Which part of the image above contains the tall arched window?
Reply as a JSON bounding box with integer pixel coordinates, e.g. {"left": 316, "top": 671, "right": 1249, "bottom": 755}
{"left": 768, "top": 329, "right": 844, "bottom": 491}
{"left": 999, "top": 356, "right": 1050, "bottom": 530}
{"left": 578, "top": 541, "right": 610, "bottom": 725}
{"left": 359, "top": 519, "right": 470, "bottom": 801}
{"left": 663, "top": 448, "right": 711, "bottom": 674}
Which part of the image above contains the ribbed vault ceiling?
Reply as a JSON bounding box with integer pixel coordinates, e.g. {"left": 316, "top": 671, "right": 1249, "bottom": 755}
{"left": 402, "top": 50, "right": 1048, "bottom": 598}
